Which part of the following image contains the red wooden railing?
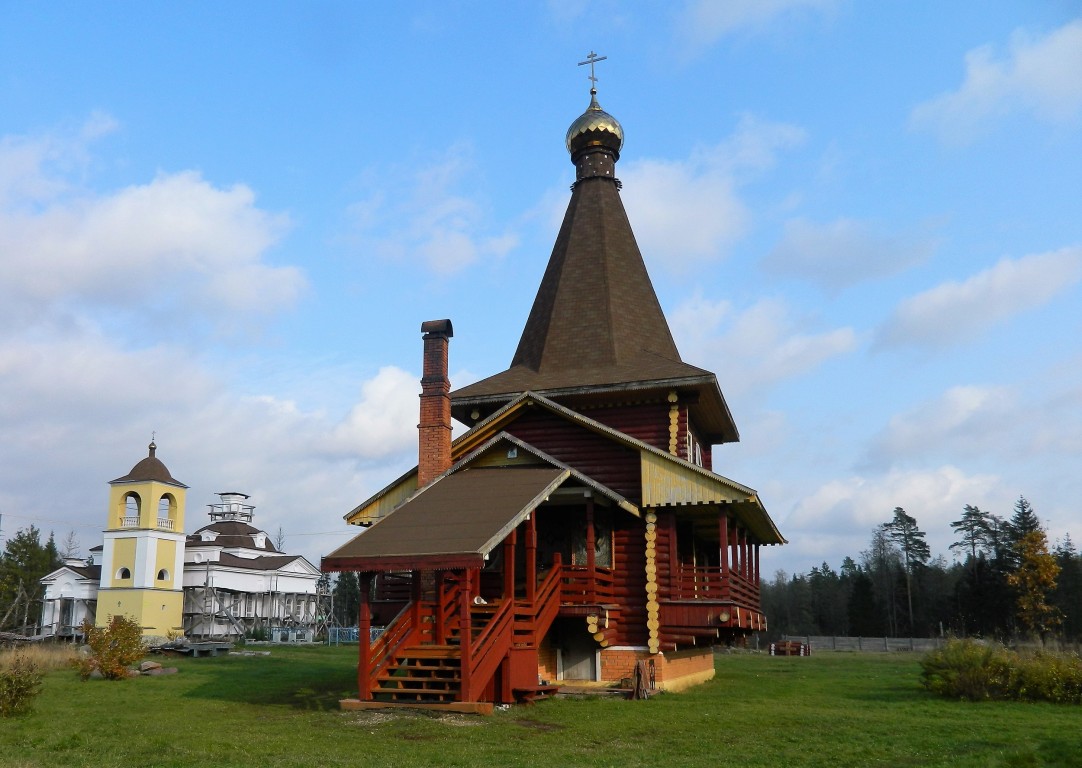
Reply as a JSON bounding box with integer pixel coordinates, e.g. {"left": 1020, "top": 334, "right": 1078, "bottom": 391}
{"left": 514, "top": 560, "right": 563, "bottom": 646}
{"left": 670, "top": 565, "right": 760, "bottom": 606}
{"left": 362, "top": 601, "right": 421, "bottom": 699}
{"left": 463, "top": 598, "right": 514, "bottom": 702}
{"left": 561, "top": 565, "right": 614, "bottom": 606}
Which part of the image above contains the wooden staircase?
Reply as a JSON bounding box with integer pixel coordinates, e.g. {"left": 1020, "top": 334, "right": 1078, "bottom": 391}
{"left": 372, "top": 645, "right": 461, "bottom": 704}
{"left": 343, "top": 563, "right": 567, "bottom": 713}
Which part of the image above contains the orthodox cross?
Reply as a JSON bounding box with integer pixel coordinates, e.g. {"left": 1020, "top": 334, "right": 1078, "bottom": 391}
{"left": 578, "top": 51, "right": 607, "bottom": 88}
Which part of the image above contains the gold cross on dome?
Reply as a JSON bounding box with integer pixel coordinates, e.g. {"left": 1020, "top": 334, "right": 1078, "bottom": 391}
{"left": 578, "top": 51, "right": 608, "bottom": 88}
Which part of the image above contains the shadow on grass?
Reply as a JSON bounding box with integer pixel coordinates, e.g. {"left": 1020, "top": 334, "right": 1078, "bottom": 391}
{"left": 177, "top": 647, "right": 357, "bottom": 711}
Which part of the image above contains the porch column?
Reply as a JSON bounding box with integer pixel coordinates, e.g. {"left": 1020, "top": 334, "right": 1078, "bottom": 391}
{"left": 754, "top": 544, "right": 760, "bottom": 585}
{"left": 525, "top": 511, "right": 537, "bottom": 602}
{"left": 358, "top": 573, "right": 372, "bottom": 701}
{"left": 503, "top": 530, "right": 517, "bottom": 601}
{"left": 730, "top": 524, "right": 739, "bottom": 582}
{"left": 585, "top": 497, "right": 596, "bottom": 602}
{"left": 719, "top": 512, "right": 729, "bottom": 577}
{"left": 459, "top": 568, "right": 474, "bottom": 701}
{"left": 410, "top": 570, "right": 422, "bottom": 631}
{"left": 435, "top": 570, "right": 446, "bottom": 644}
{"left": 668, "top": 511, "right": 679, "bottom": 594}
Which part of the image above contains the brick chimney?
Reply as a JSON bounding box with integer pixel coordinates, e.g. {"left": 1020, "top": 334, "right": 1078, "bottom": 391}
{"left": 418, "top": 319, "right": 454, "bottom": 488}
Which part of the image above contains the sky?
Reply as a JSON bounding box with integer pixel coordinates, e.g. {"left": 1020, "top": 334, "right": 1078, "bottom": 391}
{"left": 1, "top": 1, "right": 1080, "bottom": 579}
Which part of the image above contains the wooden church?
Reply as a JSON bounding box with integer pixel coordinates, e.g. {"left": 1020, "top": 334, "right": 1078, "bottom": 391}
{"left": 322, "top": 76, "right": 785, "bottom": 712}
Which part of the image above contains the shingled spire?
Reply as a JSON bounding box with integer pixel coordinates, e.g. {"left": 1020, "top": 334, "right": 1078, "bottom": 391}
{"left": 451, "top": 81, "right": 738, "bottom": 445}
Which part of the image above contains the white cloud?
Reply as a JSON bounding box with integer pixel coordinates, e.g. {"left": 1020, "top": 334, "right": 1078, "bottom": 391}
{"left": 782, "top": 465, "right": 1006, "bottom": 566}
{"left": 0, "top": 323, "right": 419, "bottom": 566}
{"left": 911, "top": 19, "right": 1082, "bottom": 142}
{"left": 763, "top": 217, "right": 936, "bottom": 290}
{"left": 324, "top": 366, "right": 420, "bottom": 459}
{"left": 876, "top": 247, "right": 1082, "bottom": 348}
{"left": 346, "top": 144, "right": 518, "bottom": 275}
{"left": 671, "top": 293, "right": 856, "bottom": 395}
{"left": 864, "top": 385, "right": 1015, "bottom": 469}
{"left": 675, "top": 0, "right": 837, "bottom": 51}
{"left": 0, "top": 121, "right": 302, "bottom": 334}
{"left": 620, "top": 115, "right": 805, "bottom": 269}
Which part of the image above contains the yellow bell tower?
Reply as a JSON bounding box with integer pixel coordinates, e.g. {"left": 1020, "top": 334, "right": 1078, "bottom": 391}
{"left": 97, "top": 442, "right": 187, "bottom": 637}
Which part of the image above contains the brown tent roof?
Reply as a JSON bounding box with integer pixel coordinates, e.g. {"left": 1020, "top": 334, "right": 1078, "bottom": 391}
{"left": 111, "top": 442, "right": 187, "bottom": 487}
{"left": 216, "top": 553, "right": 305, "bottom": 571}
{"left": 323, "top": 467, "right": 568, "bottom": 572}
{"left": 186, "top": 521, "right": 281, "bottom": 553}
{"left": 450, "top": 145, "right": 738, "bottom": 443}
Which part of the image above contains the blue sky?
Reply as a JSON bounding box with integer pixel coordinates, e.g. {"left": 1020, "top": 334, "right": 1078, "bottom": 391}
{"left": 1, "top": 2, "right": 1080, "bottom": 577}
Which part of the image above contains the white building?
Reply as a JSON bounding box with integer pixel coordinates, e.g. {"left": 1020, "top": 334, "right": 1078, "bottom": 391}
{"left": 40, "top": 445, "right": 322, "bottom": 641}
{"left": 184, "top": 492, "right": 322, "bottom": 640}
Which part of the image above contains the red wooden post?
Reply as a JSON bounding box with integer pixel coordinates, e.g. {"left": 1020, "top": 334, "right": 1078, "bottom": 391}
{"left": 585, "top": 498, "right": 596, "bottom": 602}
{"left": 668, "top": 511, "right": 679, "bottom": 596}
{"left": 435, "top": 569, "right": 446, "bottom": 644}
{"left": 753, "top": 544, "right": 760, "bottom": 585}
{"left": 525, "top": 511, "right": 537, "bottom": 602}
{"left": 719, "top": 513, "right": 729, "bottom": 577}
{"left": 503, "top": 529, "right": 517, "bottom": 602}
{"left": 730, "top": 524, "right": 739, "bottom": 586}
{"left": 357, "top": 573, "right": 372, "bottom": 701}
{"left": 411, "top": 569, "right": 422, "bottom": 632}
{"left": 458, "top": 568, "right": 474, "bottom": 701}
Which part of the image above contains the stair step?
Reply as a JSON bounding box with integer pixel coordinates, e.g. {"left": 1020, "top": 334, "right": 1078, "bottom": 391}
{"left": 398, "top": 646, "right": 460, "bottom": 659}
{"left": 379, "top": 675, "right": 459, "bottom": 686}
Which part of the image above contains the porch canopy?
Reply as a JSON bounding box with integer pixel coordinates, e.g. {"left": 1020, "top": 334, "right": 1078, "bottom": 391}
{"left": 322, "top": 467, "right": 569, "bottom": 573}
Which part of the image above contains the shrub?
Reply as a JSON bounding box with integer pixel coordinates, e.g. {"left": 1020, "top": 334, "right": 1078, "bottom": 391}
{"left": 0, "top": 650, "right": 44, "bottom": 716}
{"left": 1006, "top": 650, "right": 1082, "bottom": 704}
{"left": 73, "top": 616, "right": 147, "bottom": 680}
{"left": 921, "top": 638, "right": 1082, "bottom": 704}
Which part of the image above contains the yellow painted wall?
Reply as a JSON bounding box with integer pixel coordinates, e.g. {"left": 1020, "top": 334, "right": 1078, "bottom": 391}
{"left": 95, "top": 588, "right": 184, "bottom": 636}
{"left": 109, "top": 538, "right": 137, "bottom": 586}
{"left": 154, "top": 539, "right": 177, "bottom": 587}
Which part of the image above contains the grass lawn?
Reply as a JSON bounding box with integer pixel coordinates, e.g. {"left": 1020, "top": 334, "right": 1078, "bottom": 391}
{"left": 3, "top": 645, "right": 1081, "bottom": 768}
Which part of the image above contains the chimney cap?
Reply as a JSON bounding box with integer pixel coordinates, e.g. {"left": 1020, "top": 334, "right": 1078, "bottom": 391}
{"left": 421, "top": 319, "right": 454, "bottom": 338}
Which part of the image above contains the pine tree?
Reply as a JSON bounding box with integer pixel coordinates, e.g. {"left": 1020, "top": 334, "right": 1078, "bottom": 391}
{"left": 1052, "top": 535, "right": 1081, "bottom": 641}
{"left": 0, "top": 526, "right": 62, "bottom": 632}
{"left": 331, "top": 572, "right": 360, "bottom": 627}
{"left": 884, "top": 508, "right": 931, "bottom": 635}
{"left": 1006, "top": 496, "right": 1041, "bottom": 567}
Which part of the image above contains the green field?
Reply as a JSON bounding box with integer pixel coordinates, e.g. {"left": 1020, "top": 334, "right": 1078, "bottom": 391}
{"left": 2, "top": 645, "right": 1080, "bottom": 768}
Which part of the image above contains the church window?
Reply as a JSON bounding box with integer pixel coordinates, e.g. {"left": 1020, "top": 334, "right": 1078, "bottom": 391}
{"left": 116, "top": 567, "right": 131, "bottom": 580}
{"left": 157, "top": 569, "right": 169, "bottom": 581}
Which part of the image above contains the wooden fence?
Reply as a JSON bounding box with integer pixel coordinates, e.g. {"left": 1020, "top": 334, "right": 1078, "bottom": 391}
{"left": 782, "top": 635, "right": 948, "bottom": 653}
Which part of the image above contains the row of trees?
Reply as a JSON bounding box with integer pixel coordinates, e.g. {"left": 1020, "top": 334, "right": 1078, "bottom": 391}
{"left": 0, "top": 527, "right": 63, "bottom": 632}
{"left": 763, "top": 497, "right": 1079, "bottom": 642}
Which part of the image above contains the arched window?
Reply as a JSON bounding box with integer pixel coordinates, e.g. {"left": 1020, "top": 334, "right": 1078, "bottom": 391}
{"left": 116, "top": 567, "right": 131, "bottom": 580}
{"left": 157, "top": 569, "right": 169, "bottom": 581}
{"left": 157, "top": 494, "right": 176, "bottom": 530}
{"left": 122, "top": 493, "right": 140, "bottom": 526}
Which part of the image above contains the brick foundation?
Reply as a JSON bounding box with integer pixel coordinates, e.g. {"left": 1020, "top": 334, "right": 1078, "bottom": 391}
{"left": 596, "top": 646, "right": 715, "bottom": 692}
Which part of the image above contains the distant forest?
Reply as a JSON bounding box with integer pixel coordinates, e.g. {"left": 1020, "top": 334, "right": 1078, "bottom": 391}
{"left": 762, "top": 496, "right": 1082, "bottom": 642}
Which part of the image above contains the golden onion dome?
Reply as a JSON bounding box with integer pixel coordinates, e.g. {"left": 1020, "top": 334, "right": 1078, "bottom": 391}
{"left": 565, "top": 88, "right": 624, "bottom": 160}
